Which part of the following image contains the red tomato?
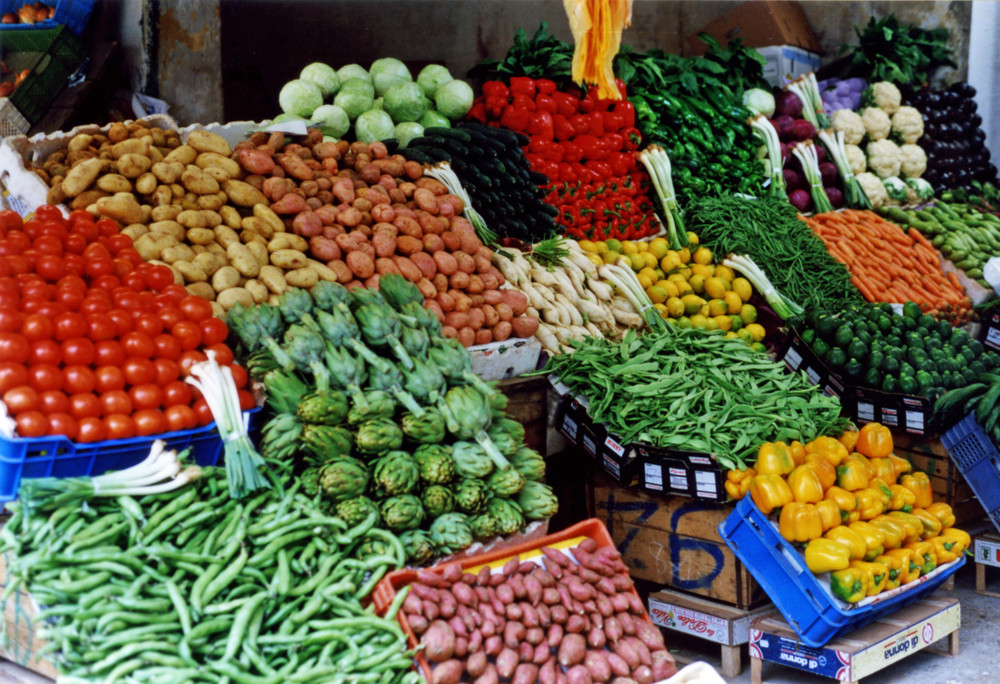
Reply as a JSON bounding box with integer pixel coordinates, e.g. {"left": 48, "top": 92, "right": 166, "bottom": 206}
{"left": 68, "top": 393, "right": 101, "bottom": 420}
{"left": 92, "top": 274, "right": 121, "bottom": 292}
{"left": 56, "top": 274, "right": 86, "bottom": 292}
{"left": 164, "top": 405, "right": 196, "bottom": 432}
{"left": 32, "top": 234, "right": 62, "bottom": 255}
{"left": 113, "top": 290, "right": 142, "bottom": 311}
{"left": 47, "top": 412, "right": 78, "bottom": 439}
{"left": 5, "top": 256, "right": 29, "bottom": 276}
{"left": 0, "top": 362, "right": 28, "bottom": 394}
{"left": 32, "top": 302, "right": 64, "bottom": 320}
{"left": 33, "top": 206, "right": 63, "bottom": 223}
{"left": 229, "top": 364, "right": 248, "bottom": 389}
{"left": 117, "top": 248, "right": 142, "bottom": 268}
{"left": 133, "top": 409, "right": 166, "bottom": 437}
{"left": 134, "top": 314, "right": 164, "bottom": 338}
{"left": 123, "top": 358, "right": 156, "bottom": 386}
{"left": 71, "top": 220, "right": 99, "bottom": 243}
{"left": 122, "top": 331, "right": 155, "bottom": 358}
{"left": 64, "top": 233, "right": 87, "bottom": 255}
{"left": 93, "top": 340, "right": 125, "bottom": 367}
{"left": 76, "top": 416, "right": 107, "bottom": 443}
{"left": 63, "top": 365, "right": 96, "bottom": 395}
{"left": 0, "top": 210, "right": 24, "bottom": 232}
{"left": 145, "top": 264, "right": 174, "bottom": 291}
{"left": 153, "top": 358, "right": 180, "bottom": 385}
{"left": 171, "top": 321, "right": 202, "bottom": 351}
{"left": 122, "top": 271, "right": 146, "bottom": 292}
{"left": 85, "top": 257, "right": 115, "bottom": 281}
{"left": 157, "top": 306, "right": 184, "bottom": 330}
{"left": 96, "top": 218, "right": 119, "bottom": 238}
{"left": 53, "top": 312, "right": 87, "bottom": 341}
{"left": 35, "top": 255, "right": 65, "bottom": 281}
{"left": 106, "top": 234, "right": 132, "bottom": 255}
{"left": 0, "top": 332, "right": 29, "bottom": 363}
{"left": 39, "top": 389, "right": 69, "bottom": 414}
{"left": 237, "top": 389, "right": 256, "bottom": 411}
{"left": 3, "top": 386, "right": 39, "bottom": 414}
{"left": 105, "top": 414, "right": 135, "bottom": 440}
{"left": 21, "top": 313, "right": 54, "bottom": 342}
{"left": 178, "top": 350, "right": 207, "bottom": 376}
{"left": 16, "top": 411, "right": 48, "bottom": 438}
{"left": 28, "top": 364, "right": 63, "bottom": 392}
{"left": 83, "top": 243, "right": 111, "bottom": 262}
{"left": 200, "top": 317, "right": 229, "bottom": 346}
{"left": 161, "top": 284, "right": 188, "bottom": 303}
{"left": 6, "top": 231, "right": 29, "bottom": 252}
{"left": 192, "top": 398, "right": 214, "bottom": 426}
{"left": 162, "top": 380, "right": 192, "bottom": 407}
{"left": 130, "top": 383, "right": 163, "bottom": 410}
{"left": 94, "top": 366, "right": 126, "bottom": 393}
{"left": 55, "top": 286, "right": 85, "bottom": 310}
{"left": 63, "top": 253, "right": 86, "bottom": 276}
{"left": 205, "top": 343, "right": 234, "bottom": 367}
{"left": 0, "top": 306, "right": 23, "bottom": 333}
{"left": 106, "top": 310, "right": 133, "bottom": 336}
{"left": 100, "top": 390, "right": 132, "bottom": 417}
{"left": 153, "top": 334, "right": 181, "bottom": 360}
{"left": 85, "top": 315, "right": 117, "bottom": 342}
{"left": 29, "top": 339, "right": 61, "bottom": 366}
{"left": 62, "top": 337, "right": 96, "bottom": 366}
{"left": 179, "top": 296, "right": 213, "bottom": 323}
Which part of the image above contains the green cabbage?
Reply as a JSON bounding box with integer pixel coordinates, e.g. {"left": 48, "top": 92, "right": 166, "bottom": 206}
{"left": 416, "top": 64, "right": 453, "bottom": 99}
{"left": 384, "top": 82, "right": 428, "bottom": 123}
{"left": 272, "top": 113, "right": 306, "bottom": 124}
{"left": 419, "top": 110, "right": 450, "bottom": 129}
{"left": 333, "top": 87, "right": 374, "bottom": 120}
{"left": 742, "top": 88, "right": 776, "bottom": 118}
{"left": 311, "top": 104, "right": 350, "bottom": 139}
{"left": 355, "top": 109, "right": 396, "bottom": 143}
{"left": 370, "top": 57, "right": 412, "bottom": 97}
{"left": 336, "top": 64, "right": 371, "bottom": 85}
{"left": 300, "top": 63, "right": 340, "bottom": 98}
{"left": 340, "top": 77, "right": 375, "bottom": 97}
{"left": 278, "top": 79, "right": 323, "bottom": 118}
{"left": 395, "top": 122, "right": 424, "bottom": 148}
{"left": 433, "top": 80, "right": 474, "bottom": 121}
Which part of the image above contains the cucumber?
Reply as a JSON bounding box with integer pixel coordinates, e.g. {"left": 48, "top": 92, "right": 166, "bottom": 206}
{"left": 934, "top": 382, "right": 988, "bottom": 414}
{"left": 976, "top": 380, "right": 1000, "bottom": 423}
{"left": 423, "top": 127, "right": 472, "bottom": 143}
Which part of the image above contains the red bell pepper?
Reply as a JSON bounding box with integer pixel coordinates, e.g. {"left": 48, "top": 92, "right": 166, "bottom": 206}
{"left": 569, "top": 114, "right": 590, "bottom": 136}
{"left": 607, "top": 152, "right": 633, "bottom": 177}
{"left": 585, "top": 160, "right": 613, "bottom": 179}
{"left": 482, "top": 81, "right": 509, "bottom": 99}
{"left": 621, "top": 127, "right": 642, "bottom": 151}
{"left": 573, "top": 135, "right": 602, "bottom": 160}
{"left": 509, "top": 77, "right": 536, "bottom": 98}
{"left": 527, "top": 111, "right": 554, "bottom": 141}
{"left": 602, "top": 110, "right": 625, "bottom": 133}
{"left": 615, "top": 100, "right": 635, "bottom": 128}
{"left": 510, "top": 93, "right": 536, "bottom": 112}
{"left": 535, "top": 79, "right": 557, "bottom": 96}
{"left": 552, "top": 92, "right": 580, "bottom": 118}
{"left": 552, "top": 115, "right": 576, "bottom": 141}
{"left": 587, "top": 112, "right": 605, "bottom": 136}
{"left": 467, "top": 101, "right": 487, "bottom": 123}
{"left": 535, "top": 94, "right": 557, "bottom": 115}
{"left": 561, "top": 141, "right": 584, "bottom": 164}
{"left": 500, "top": 106, "right": 532, "bottom": 132}
{"left": 485, "top": 95, "right": 508, "bottom": 118}
{"left": 615, "top": 79, "right": 628, "bottom": 99}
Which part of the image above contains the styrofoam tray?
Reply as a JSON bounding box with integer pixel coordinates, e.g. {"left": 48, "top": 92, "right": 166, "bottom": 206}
{"left": 468, "top": 336, "right": 542, "bottom": 381}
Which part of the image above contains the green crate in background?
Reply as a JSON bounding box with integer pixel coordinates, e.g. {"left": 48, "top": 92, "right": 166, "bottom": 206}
{"left": 1, "top": 25, "right": 84, "bottom": 128}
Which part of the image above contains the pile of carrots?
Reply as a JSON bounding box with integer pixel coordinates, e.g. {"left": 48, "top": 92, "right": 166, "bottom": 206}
{"left": 801, "top": 209, "right": 972, "bottom": 323}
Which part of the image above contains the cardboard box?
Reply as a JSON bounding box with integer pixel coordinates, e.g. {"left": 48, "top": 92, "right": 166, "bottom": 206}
{"left": 687, "top": 0, "right": 820, "bottom": 54}
{"left": 756, "top": 44, "right": 822, "bottom": 87}
{"left": 649, "top": 590, "right": 774, "bottom": 646}
{"left": 590, "top": 474, "right": 766, "bottom": 608}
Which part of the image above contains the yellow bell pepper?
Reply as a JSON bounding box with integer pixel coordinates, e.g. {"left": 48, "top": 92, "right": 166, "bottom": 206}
{"left": 805, "top": 436, "right": 849, "bottom": 466}
{"left": 875, "top": 553, "right": 904, "bottom": 591}
{"left": 836, "top": 459, "right": 870, "bottom": 491}
{"left": 788, "top": 465, "right": 824, "bottom": 503}
{"left": 851, "top": 559, "right": 889, "bottom": 596}
{"left": 900, "top": 472, "right": 933, "bottom": 509}
{"left": 825, "top": 525, "right": 867, "bottom": 561}
{"left": 930, "top": 534, "right": 961, "bottom": 564}
{"left": 779, "top": 502, "right": 824, "bottom": 543}
{"left": 940, "top": 527, "right": 971, "bottom": 556}
{"left": 887, "top": 511, "right": 924, "bottom": 544}
{"left": 825, "top": 486, "right": 858, "bottom": 517}
{"left": 755, "top": 442, "right": 795, "bottom": 477}
{"left": 911, "top": 508, "right": 944, "bottom": 540}
{"left": 870, "top": 515, "right": 905, "bottom": 550}
{"left": 888, "top": 484, "right": 916, "bottom": 512}
{"left": 869, "top": 478, "right": 894, "bottom": 507}
{"left": 838, "top": 429, "right": 860, "bottom": 454}
{"left": 804, "top": 454, "right": 837, "bottom": 490}
{"left": 845, "top": 452, "right": 876, "bottom": 478}
{"left": 854, "top": 488, "right": 885, "bottom": 520}
{"left": 830, "top": 565, "right": 868, "bottom": 603}
{"left": 884, "top": 547, "right": 920, "bottom": 585}
{"left": 856, "top": 422, "right": 894, "bottom": 458}
{"left": 749, "top": 474, "right": 793, "bottom": 515}
{"left": 888, "top": 454, "right": 912, "bottom": 479}
{"left": 805, "top": 537, "right": 852, "bottom": 574}
{"left": 789, "top": 440, "right": 806, "bottom": 466}
{"left": 725, "top": 467, "right": 756, "bottom": 501}
{"left": 926, "top": 502, "right": 955, "bottom": 530}
{"left": 869, "top": 458, "right": 900, "bottom": 485}
{"left": 849, "top": 521, "right": 886, "bottom": 561}
{"left": 904, "top": 540, "right": 938, "bottom": 576}
{"left": 815, "top": 499, "right": 842, "bottom": 531}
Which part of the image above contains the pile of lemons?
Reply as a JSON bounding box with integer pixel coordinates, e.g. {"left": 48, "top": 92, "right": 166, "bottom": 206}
{"left": 577, "top": 235, "right": 767, "bottom": 346}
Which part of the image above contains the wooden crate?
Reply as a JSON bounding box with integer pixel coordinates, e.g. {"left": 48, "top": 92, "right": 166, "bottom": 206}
{"left": 0, "top": 552, "right": 57, "bottom": 680}
{"left": 496, "top": 375, "right": 549, "bottom": 455}
{"left": 894, "top": 436, "right": 986, "bottom": 528}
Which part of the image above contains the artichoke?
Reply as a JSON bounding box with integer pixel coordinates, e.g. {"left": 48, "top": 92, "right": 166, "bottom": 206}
{"left": 261, "top": 412, "right": 302, "bottom": 462}
{"left": 421, "top": 485, "right": 455, "bottom": 517}
{"left": 452, "top": 441, "right": 494, "bottom": 479}
{"left": 453, "top": 477, "right": 491, "bottom": 514}
{"left": 314, "top": 307, "right": 382, "bottom": 368}
{"left": 348, "top": 390, "right": 397, "bottom": 425}
{"left": 404, "top": 358, "right": 446, "bottom": 405}
{"left": 487, "top": 418, "right": 526, "bottom": 456}
{"left": 262, "top": 369, "right": 310, "bottom": 416}
{"left": 356, "top": 536, "right": 394, "bottom": 559}
{"left": 429, "top": 512, "right": 474, "bottom": 554}
{"left": 354, "top": 302, "right": 414, "bottom": 370}
{"left": 401, "top": 408, "right": 446, "bottom": 444}
{"left": 301, "top": 424, "right": 353, "bottom": 466}
{"left": 310, "top": 280, "right": 352, "bottom": 311}
{"left": 439, "top": 385, "right": 510, "bottom": 470}
{"left": 399, "top": 529, "right": 437, "bottom": 565}
{"left": 414, "top": 444, "right": 456, "bottom": 485}
{"left": 400, "top": 301, "right": 442, "bottom": 337}
{"left": 428, "top": 338, "right": 496, "bottom": 395}
{"left": 277, "top": 287, "right": 315, "bottom": 325}
{"left": 400, "top": 323, "right": 430, "bottom": 359}
{"left": 349, "top": 287, "right": 387, "bottom": 310}
{"left": 335, "top": 496, "right": 381, "bottom": 527}
{"left": 516, "top": 481, "right": 559, "bottom": 521}
{"left": 378, "top": 273, "right": 425, "bottom": 311}
{"left": 226, "top": 302, "right": 294, "bottom": 370}
{"left": 380, "top": 494, "right": 425, "bottom": 531}
{"left": 284, "top": 323, "right": 333, "bottom": 393}
{"left": 300, "top": 467, "right": 321, "bottom": 497}
{"left": 354, "top": 417, "right": 404, "bottom": 457}
{"left": 324, "top": 344, "right": 370, "bottom": 406}
{"left": 487, "top": 467, "right": 525, "bottom": 498}
{"left": 487, "top": 498, "right": 525, "bottom": 536}
{"left": 297, "top": 390, "right": 350, "bottom": 426}
{"left": 510, "top": 446, "right": 546, "bottom": 482}
{"left": 366, "top": 354, "right": 425, "bottom": 416}
{"left": 318, "top": 457, "right": 370, "bottom": 502}
{"left": 468, "top": 512, "right": 500, "bottom": 541}
{"left": 371, "top": 451, "right": 420, "bottom": 496}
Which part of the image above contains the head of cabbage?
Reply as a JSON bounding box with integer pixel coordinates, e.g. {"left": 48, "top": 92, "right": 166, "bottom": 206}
{"left": 340, "top": 77, "right": 375, "bottom": 97}
{"left": 395, "top": 122, "right": 424, "bottom": 148}
{"left": 370, "top": 57, "right": 412, "bottom": 97}
{"left": 417, "top": 64, "right": 453, "bottom": 99}
{"left": 334, "top": 86, "right": 374, "bottom": 120}
{"left": 419, "top": 110, "right": 450, "bottom": 129}
{"left": 434, "top": 80, "right": 474, "bottom": 121}
{"left": 336, "top": 63, "right": 371, "bottom": 85}
{"left": 278, "top": 79, "right": 323, "bottom": 118}
{"left": 300, "top": 63, "right": 340, "bottom": 98}
{"left": 355, "top": 109, "right": 396, "bottom": 143}
{"left": 384, "top": 81, "right": 429, "bottom": 123}
{"left": 311, "top": 104, "right": 350, "bottom": 139}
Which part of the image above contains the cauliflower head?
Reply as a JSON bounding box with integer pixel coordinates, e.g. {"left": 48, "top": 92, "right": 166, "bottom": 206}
{"left": 891, "top": 106, "right": 925, "bottom": 144}
{"left": 832, "top": 109, "right": 865, "bottom": 146}
{"left": 900, "top": 144, "right": 927, "bottom": 178}
{"left": 861, "top": 107, "right": 892, "bottom": 141}
{"left": 856, "top": 172, "right": 889, "bottom": 209}
{"left": 867, "top": 139, "right": 902, "bottom": 178}
{"left": 845, "top": 144, "right": 867, "bottom": 176}
{"left": 870, "top": 82, "right": 902, "bottom": 115}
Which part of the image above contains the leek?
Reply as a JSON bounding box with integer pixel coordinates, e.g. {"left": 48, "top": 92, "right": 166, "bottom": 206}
{"left": 817, "top": 129, "right": 871, "bottom": 210}
{"left": 786, "top": 73, "right": 830, "bottom": 130}
{"left": 791, "top": 141, "right": 834, "bottom": 214}
{"left": 637, "top": 145, "right": 685, "bottom": 250}
{"left": 424, "top": 162, "right": 497, "bottom": 245}
{"left": 749, "top": 115, "right": 786, "bottom": 198}
{"left": 722, "top": 254, "right": 804, "bottom": 321}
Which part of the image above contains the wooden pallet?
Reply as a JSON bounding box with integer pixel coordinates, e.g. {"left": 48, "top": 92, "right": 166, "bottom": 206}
{"left": 749, "top": 597, "right": 959, "bottom": 684}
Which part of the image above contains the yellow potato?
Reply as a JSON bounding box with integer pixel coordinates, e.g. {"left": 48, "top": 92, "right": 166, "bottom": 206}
{"left": 254, "top": 204, "right": 285, "bottom": 235}
{"left": 267, "top": 233, "right": 308, "bottom": 253}
{"left": 135, "top": 172, "right": 158, "bottom": 195}
{"left": 181, "top": 166, "right": 219, "bottom": 195}
{"left": 152, "top": 161, "right": 185, "bottom": 184}
{"left": 111, "top": 138, "right": 149, "bottom": 159}
{"left": 244, "top": 279, "right": 269, "bottom": 304}
{"left": 177, "top": 210, "right": 207, "bottom": 229}
{"left": 61, "top": 158, "right": 104, "bottom": 197}
{"left": 223, "top": 180, "right": 267, "bottom": 207}
{"left": 117, "top": 153, "right": 152, "bottom": 179}
{"left": 227, "top": 242, "right": 260, "bottom": 278}
{"left": 67, "top": 133, "right": 95, "bottom": 153}
{"left": 219, "top": 205, "right": 242, "bottom": 230}
{"left": 96, "top": 173, "right": 132, "bottom": 194}
{"left": 185, "top": 282, "right": 216, "bottom": 300}
{"left": 195, "top": 152, "right": 240, "bottom": 178}
{"left": 96, "top": 193, "right": 143, "bottom": 224}
{"left": 149, "top": 220, "right": 186, "bottom": 242}
{"left": 212, "top": 265, "right": 241, "bottom": 291}
{"left": 186, "top": 227, "right": 216, "bottom": 245}
{"left": 121, "top": 224, "right": 149, "bottom": 240}
{"left": 186, "top": 130, "right": 232, "bottom": 157}
{"left": 241, "top": 216, "right": 273, "bottom": 240}
{"left": 258, "top": 265, "right": 288, "bottom": 294}
{"left": 216, "top": 287, "right": 255, "bottom": 310}
{"left": 164, "top": 145, "right": 197, "bottom": 165}
{"left": 151, "top": 204, "right": 183, "bottom": 222}
{"left": 196, "top": 193, "right": 225, "bottom": 211}
{"left": 173, "top": 260, "right": 208, "bottom": 283}
{"left": 269, "top": 249, "right": 308, "bottom": 270}
{"left": 246, "top": 240, "right": 269, "bottom": 267}
{"left": 284, "top": 266, "right": 318, "bottom": 289}
{"left": 306, "top": 259, "right": 339, "bottom": 283}
{"left": 214, "top": 225, "right": 240, "bottom": 249}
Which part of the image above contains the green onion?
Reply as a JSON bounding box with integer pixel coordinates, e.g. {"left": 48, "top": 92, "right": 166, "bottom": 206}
{"left": 598, "top": 260, "right": 667, "bottom": 331}
{"left": 637, "top": 145, "right": 686, "bottom": 250}
{"left": 791, "top": 140, "right": 834, "bottom": 214}
{"left": 786, "top": 73, "right": 830, "bottom": 130}
{"left": 424, "top": 162, "right": 497, "bottom": 245}
{"left": 817, "top": 128, "right": 872, "bottom": 210}
{"left": 749, "top": 115, "right": 786, "bottom": 198}
{"left": 722, "top": 254, "right": 804, "bottom": 320}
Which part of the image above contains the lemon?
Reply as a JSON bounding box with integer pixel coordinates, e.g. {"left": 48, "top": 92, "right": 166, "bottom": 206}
{"left": 751, "top": 342, "right": 768, "bottom": 354}
{"left": 678, "top": 247, "right": 692, "bottom": 264}
{"left": 687, "top": 231, "right": 699, "bottom": 246}
{"left": 642, "top": 252, "right": 659, "bottom": 269}
{"left": 745, "top": 323, "right": 766, "bottom": 342}
{"left": 689, "top": 314, "right": 709, "bottom": 329}
{"left": 659, "top": 280, "right": 680, "bottom": 298}
{"left": 740, "top": 303, "right": 758, "bottom": 324}
{"left": 653, "top": 302, "right": 668, "bottom": 315}
{"left": 699, "top": 304, "right": 710, "bottom": 317}
{"left": 666, "top": 296, "right": 685, "bottom": 317}
{"left": 649, "top": 238, "right": 669, "bottom": 260}
{"left": 681, "top": 294, "right": 705, "bottom": 316}
{"left": 732, "top": 277, "right": 753, "bottom": 301}
{"left": 579, "top": 240, "right": 599, "bottom": 253}
{"left": 587, "top": 253, "right": 605, "bottom": 267}
{"left": 622, "top": 240, "right": 638, "bottom": 255}
{"left": 713, "top": 314, "right": 733, "bottom": 332}
{"left": 729, "top": 315, "right": 743, "bottom": 331}
{"left": 639, "top": 267, "right": 658, "bottom": 283}
{"left": 676, "top": 316, "right": 693, "bottom": 329}
{"left": 637, "top": 272, "right": 653, "bottom": 290}
{"left": 708, "top": 298, "right": 729, "bottom": 317}
{"left": 690, "top": 263, "right": 713, "bottom": 279}
{"left": 629, "top": 253, "right": 645, "bottom": 271}
{"left": 660, "top": 252, "right": 681, "bottom": 273}
{"left": 636, "top": 241, "right": 649, "bottom": 253}
{"left": 688, "top": 274, "right": 706, "bottom": 295}
{"left": 654, "top": 268, "right": 666, "bottom": 281}
{"left": 647, "top": 285, "right": 668, "bottom": 304}
{"left": 703, "top": 317, "right": 719, "bottom": 331}
{"left": 693, "top": 246, "right": 713, "bottom": 265}
{"left": 604, "top": 251, "right": 621, "bottom": 265}
{"left": 724, "top": 331, "right": 739, "bottom": 340}
{"left": 704, "top": 276, "right": 729, "bottom": 299}
{"left": 668, "top": 273, "right": 687, "bottom": 285}
{"left": 737, "top": 328, "right": 754, "bottom": 344}
{"left": 715, "top": 265, "right": 735, "bottom": 282}
{"left": 675, "top": 280, "right": 693, "bottom": 297}
{"left": 724, "top": 291, "right": 743, "bottom": 314}
{"left": 676, "top": 266, "right": 692, "bottom": 280}
{"left": 605, "top": 239, "right": 622, "bottom": 253}
{"left": 595, "top": 241, "right": 609, "bottom": 255}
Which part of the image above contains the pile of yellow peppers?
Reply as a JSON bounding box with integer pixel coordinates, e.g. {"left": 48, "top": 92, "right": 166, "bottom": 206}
{"left": 726, "top": 422, "right": 970, "bottom": 604}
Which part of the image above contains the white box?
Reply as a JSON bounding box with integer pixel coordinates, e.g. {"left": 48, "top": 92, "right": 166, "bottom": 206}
{"left": 756, "top": 45, "right": 822, "bottom": 87}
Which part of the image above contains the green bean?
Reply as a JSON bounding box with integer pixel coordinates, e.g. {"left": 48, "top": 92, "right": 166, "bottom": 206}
{"left": 223, "top": 592, "right": 268, "bottom": 661}
{"left": 189, "top": 562, "right": 224, "bottom": 616}
{"left": 201, "top": 546, "right": 248, "bottom": 608}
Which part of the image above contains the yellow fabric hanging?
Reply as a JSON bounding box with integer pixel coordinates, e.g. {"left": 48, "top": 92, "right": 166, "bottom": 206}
{"left": 564, "top": 0, "right": 633, "bottom": 100}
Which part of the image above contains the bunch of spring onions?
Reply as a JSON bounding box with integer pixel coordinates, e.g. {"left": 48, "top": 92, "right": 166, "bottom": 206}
{"left": 18, "top": 441, "right": 201, "bottom": 513}
{"left": 722, "top": 254, "right": 804, "bottom": 321}
{"left": 185, "top": 350, "right": 267, "bottom": 499}
{"left": 817, "top": 128, "right": 872, "bottom": 209}
{"left": 787, "top": 73, "right": 830, "bottom": 129}
{"left": 424, "top": 162, "right": 497, "bottom": 245}
{"left": 749, "top": 115, "right": 787, "bottom": 198}
{"left": 792, "top": 141, "right": 834, "bottom": 214}
{"left": 638, "top": 145, "right": 685, "bottom": 250}
{"left": 598, "top": 259, "right": 667, "bottom": 331}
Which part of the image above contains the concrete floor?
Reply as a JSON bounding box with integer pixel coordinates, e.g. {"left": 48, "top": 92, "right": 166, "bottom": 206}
{"left": 664, "top": 560, "right": 1000, "bottom": 684}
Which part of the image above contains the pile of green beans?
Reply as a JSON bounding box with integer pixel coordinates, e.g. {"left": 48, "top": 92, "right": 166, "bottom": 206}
{"left": 686, "top": 194, "right": 863, "bottom": 315}
{"left": 0, "top": 467, "right": 420, "bottom": 684}
{"left": 545, "top": 327, "right": 850, "bottom": 469}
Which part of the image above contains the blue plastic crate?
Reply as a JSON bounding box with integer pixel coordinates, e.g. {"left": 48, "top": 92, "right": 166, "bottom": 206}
{"left": 0, "top": 0, "right": 96, "bottom": 35}
{"left": 941, "top": 412, "right": 1000, "bottom": 535}
{"left": 0, "top": 408, "right": 260, "bottom": 502}
{"left": 719, "top": 496, "right": 964, "bottom": 647}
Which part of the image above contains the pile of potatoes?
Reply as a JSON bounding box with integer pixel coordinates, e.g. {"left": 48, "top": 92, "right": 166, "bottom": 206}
{"left": 31, "top": 120, "right": 334, "bottom": 316}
